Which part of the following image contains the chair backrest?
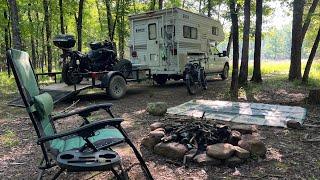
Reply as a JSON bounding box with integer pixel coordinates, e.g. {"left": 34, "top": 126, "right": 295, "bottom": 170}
{"left": 7, "top": 49, "right": 56, "bottom": 138}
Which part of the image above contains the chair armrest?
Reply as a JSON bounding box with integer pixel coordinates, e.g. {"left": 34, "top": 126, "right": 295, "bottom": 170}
{"left": 37, "top": 118, "right": 123, "bottom": 144}
{"left": 52, "top": 103, "right": 113, "bottom": 121}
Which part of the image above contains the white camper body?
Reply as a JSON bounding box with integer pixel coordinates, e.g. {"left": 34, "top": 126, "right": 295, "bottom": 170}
{"left": 128, "top": 8, "right": 229, "bottom": 84}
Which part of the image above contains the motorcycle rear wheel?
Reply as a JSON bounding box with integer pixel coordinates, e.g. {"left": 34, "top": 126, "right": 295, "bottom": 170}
{"left": 62, "top": 64, "right": 83, "bottom": 85}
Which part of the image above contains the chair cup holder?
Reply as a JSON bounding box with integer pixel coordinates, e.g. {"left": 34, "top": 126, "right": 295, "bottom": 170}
{"left": 60, "top": 154, "right": 74, "bottom": 160}
{"left": 57, "top": 150, "right": 121, "bottom": 171}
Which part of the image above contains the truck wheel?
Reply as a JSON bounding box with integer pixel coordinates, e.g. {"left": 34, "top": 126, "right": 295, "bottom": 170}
{"left": 154, "top": 75, "right": 167, "bottom": 85}
{"left": 62, "top": 64, "right": 83, "bottom": 85}
{"left": 113, "top": 59, "right": 132, "bottom": 79}
{"left": 221, "top": 64, "right": 229, "bottom": 80}
{"left": 107, "top": 75, "right": 127, "bottom": 99}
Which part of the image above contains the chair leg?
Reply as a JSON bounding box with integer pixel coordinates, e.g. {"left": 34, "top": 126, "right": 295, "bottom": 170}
{"left": 52, "top": 168, "right": 65, "bottom": 180}
{"left": 117, "top": 127, "right": 153, "bottom": 180}
{"left": 37, "top": 169, "right": 45, "bottom": 180}
{"left": 111, "top": 167, "right": 122, "bottom": 180}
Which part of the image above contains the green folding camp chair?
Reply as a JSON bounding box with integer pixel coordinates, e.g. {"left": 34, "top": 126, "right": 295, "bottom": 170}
{"left": 7, "top": 49, "right": 153, "bottom": 180}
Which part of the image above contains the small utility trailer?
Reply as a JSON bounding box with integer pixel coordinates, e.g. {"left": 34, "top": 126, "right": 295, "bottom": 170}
{"left": 8, "top": 64, "right": 151, "bottom": 107}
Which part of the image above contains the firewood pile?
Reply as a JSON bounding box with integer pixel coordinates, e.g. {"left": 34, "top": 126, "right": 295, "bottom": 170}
{"left": 142, "top": 120, "right": 267, "bottom": 166}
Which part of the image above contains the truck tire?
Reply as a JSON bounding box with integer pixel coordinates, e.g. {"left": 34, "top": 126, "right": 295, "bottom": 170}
{"left": 221, "top": 64, "right": 229, "bottom": 80}
{"left": 107, "top": 75, "right": 127, "bottom": 99}
{"left": 154, "top": 74, "right": 168, "bottom": 85}
{"left": 62, "top": 64, "right": 83, "bottom": 85}
{"left": 113, "top": 59, "right": 132, "bottom": 79}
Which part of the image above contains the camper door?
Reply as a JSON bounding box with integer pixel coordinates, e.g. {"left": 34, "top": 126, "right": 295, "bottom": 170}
{"left": 147, "top": 19, "right": 160, "bottom": 67}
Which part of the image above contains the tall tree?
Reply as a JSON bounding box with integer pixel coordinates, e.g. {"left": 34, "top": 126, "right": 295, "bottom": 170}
{"left": 59, "top": 0, "right": 65, "bottom": 34}
{"left": 150, "top": 0, "right": 156, "bottom": 10}
{"left": 76, "top": 0, "right": 85, "bottom": 51}
{"left": 28, "top": 3, "right": 36, "bottom": 68}
{"left": 207, "top": 0, "right": 212, "bottom": 17}
{"left": 226, "top": 29, "right": 233, "bottom": 56}
{"left": 289, "top": 0, "right": 305, "bottom": 81}
{"left": 229, "top": 0, "right": 239, "bottom": 98}
{"left": 105, "top": 0, "right": 120, "bottom": 41}
{"left": 251, "top": 0, "right": 263, "bottom": 83}
{"left": 159, "top": 0, "right": 163, "bottom": 10}
{"left": 302, "top": 26, "right": 320, "bottom": 83}
{"left": 117, "top": 0, "right": 126, "bottom": 59}
{"left": 43, "top": 0, "right": 52, "bottom": 72}
{"left": 7, "top": 0, "right": 22, "bottom": 50}
{"left": 239, "top": 0, "right": 250, "bottom": 85}
{"left": 301, "top": 0, "right": 319, "bottom": 43}
{"left": 4, "top": 10, "right": 11, "bottom": 76}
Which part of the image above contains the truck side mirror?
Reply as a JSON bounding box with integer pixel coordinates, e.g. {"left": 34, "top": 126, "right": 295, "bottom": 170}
{"left": 223, "top": 50, "right": 227, "bottom": 57}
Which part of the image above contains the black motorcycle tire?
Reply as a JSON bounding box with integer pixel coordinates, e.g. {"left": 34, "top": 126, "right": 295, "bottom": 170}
{"left": 62, "top": 64, "right": 83, "bottom": 85}
{"left": 113, "top": 59, "right": 132, "bottom": 79}
{"left": 107, "top": 75, "right": 127, "bottom": 99}
{"left": 199, "top": 68, "right": 208, "bottom": 90}
{"left": 185, "top": 73, "right": 197, "bottom": 95}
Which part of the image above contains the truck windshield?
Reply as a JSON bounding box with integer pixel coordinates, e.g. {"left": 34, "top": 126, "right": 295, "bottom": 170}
{"left": 161, "top": 25, "right": 175, "bottom": 40}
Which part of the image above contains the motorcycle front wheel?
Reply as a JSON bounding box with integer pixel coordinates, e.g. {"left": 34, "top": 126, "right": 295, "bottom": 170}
{"left": 185, "top": 73, "right": 197, "bottom": 95}
{"left": 62, "top": 64, "right": 83, "bottom": 85}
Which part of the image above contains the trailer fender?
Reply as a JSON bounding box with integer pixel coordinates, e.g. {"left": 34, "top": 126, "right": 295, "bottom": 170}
{"left": 101, "top": 71, "right": 127, "bottom": 87}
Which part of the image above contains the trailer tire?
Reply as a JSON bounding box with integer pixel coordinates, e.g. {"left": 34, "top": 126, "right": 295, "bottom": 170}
{"left": 221, "top": 64, "right": 229, "bottom": 80}
{"left": 62, "top": 64, "right": 83, "bottom": 85}
{"left": 107, "top": 75, "right": 127, "bottom": 99}
{"left": 113, "top": 59, "right": 132, "bottom": 79}
{"left": 154, "top": 75, "right": 168, "bottom": 85}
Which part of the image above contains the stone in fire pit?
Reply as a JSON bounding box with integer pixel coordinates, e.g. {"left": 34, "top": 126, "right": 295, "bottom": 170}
{"left": 142, "top": 121, "right": 267, "bottom": 166}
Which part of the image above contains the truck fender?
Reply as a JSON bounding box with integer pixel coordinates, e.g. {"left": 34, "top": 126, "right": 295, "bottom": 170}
{"left": 101, "top": 71, "right": 127, "bottom": 87}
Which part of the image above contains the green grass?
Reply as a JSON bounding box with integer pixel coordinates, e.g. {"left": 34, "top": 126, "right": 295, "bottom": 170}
{"left": 247, "top": 59, "right": 320, "bottom": 87}
{"left": 0, "top": 130, "right": 19, "bottom": 148}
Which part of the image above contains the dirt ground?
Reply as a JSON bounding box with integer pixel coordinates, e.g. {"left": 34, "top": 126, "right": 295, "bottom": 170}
{"left": 0, "top": 77, "right": 319, "bottom": 180}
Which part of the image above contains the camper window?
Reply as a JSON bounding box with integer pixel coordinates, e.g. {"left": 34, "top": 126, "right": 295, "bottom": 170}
{"left": 183, "top": 26, "right": 197, "bottom": 39}
{"left": 148, "top": 23, "right": 157, "bottom": 40}
{"left": 212, "top": 27, "right": 218, "bottom": 35}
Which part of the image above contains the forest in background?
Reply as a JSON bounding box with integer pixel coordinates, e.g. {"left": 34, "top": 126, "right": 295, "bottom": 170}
{"left": 0, "top": 0, "right": 319, "bottom": 97}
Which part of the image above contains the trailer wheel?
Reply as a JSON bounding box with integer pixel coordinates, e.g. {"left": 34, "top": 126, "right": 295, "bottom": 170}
{"left": 154, "top": 74, "right": 168, "bottom": 85}
{"left": 107, "top": 75, "right": 127, "bottom": 99}
{"left": 113, "top": 59, "right": 132, "bottom": 79}
{"left": 62, "top": 64, "right": 83, "bottom": 85}
{"left": 221, "top": 64, "right": 229, "bottom": 80}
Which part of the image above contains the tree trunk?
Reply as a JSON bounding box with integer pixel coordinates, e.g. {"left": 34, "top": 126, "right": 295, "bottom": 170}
{"left": 229, "top": 0, "right": 239, "bottom": 98}
{"left": 28, "top": 3, "right": 37, "bottom": 68}
{"left": 4, "top": 10, "right": 10, "bottom": 76}
{"left": 226, "top": 28, "right": 233, "bottom": 56}
{"left": 111, "top": 0, "right": 121, "bottom": 42}
{"left": 96, "top": 0, "right": 104, "bottom": 34}
{"left": 251, "top": 0, "right": 263, "bottom": 83}
{"left": 8, "top": 0, "right": 22, "bottom": 50}
{"left": 41, "top": 22, "right": 46, "bottom": 73}
{"left": 150, "top": 0, "right": 156, "bottom": 10}
{"left": 118, "top": 0, "right": 125, "bottom": 59}
{"left": 199, "top": 0, "right": 202, "bottom": 13}
{"left": 59, "top": 0, "right": 65, "bottom": 34}
{"left": 76, "top": 0, "right": 85, "bottom": 51}
{"left": 239, "top": 0, "right": 250, "bottom": 85}
{"left": 207, "top": 0, "right": 212, "bottom": 17}
{"left": 105, "top": 0, "right": 113, "bottom": 40}
{"left": 301, "top": 0, "right": 319, "bottom": 43}
{"left": 289, "top": 0, "right": 305, "bottom": 81}
{"left": 159, "top": 0, "right": 163, "bottom": 10}
{"left": 43, "top": 0, "right": 52, "bottom": 72}
{"left": 302, "top": 26, "right": 320, "bottom": 84}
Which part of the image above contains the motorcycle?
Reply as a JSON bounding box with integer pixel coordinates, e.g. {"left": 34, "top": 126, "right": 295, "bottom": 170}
{"left": 184, "top": 58, "right": 208, "bottom": 95}
{"left": 53, "top": 34, "right": 132, "bottom": 85}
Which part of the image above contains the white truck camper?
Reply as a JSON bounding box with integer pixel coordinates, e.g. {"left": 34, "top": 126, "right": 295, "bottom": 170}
{"left": 128, "top": 8, "right": 229, "bottom": 85}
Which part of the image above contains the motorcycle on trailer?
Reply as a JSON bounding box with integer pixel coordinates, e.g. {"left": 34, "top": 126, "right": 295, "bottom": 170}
{"left": 53, "top": 34, "right": 132, "bottom": 99}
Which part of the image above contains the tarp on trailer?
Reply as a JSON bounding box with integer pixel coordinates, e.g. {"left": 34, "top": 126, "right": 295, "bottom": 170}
{"left": 167, "top": 100, "right": 307, "bottom": 128}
